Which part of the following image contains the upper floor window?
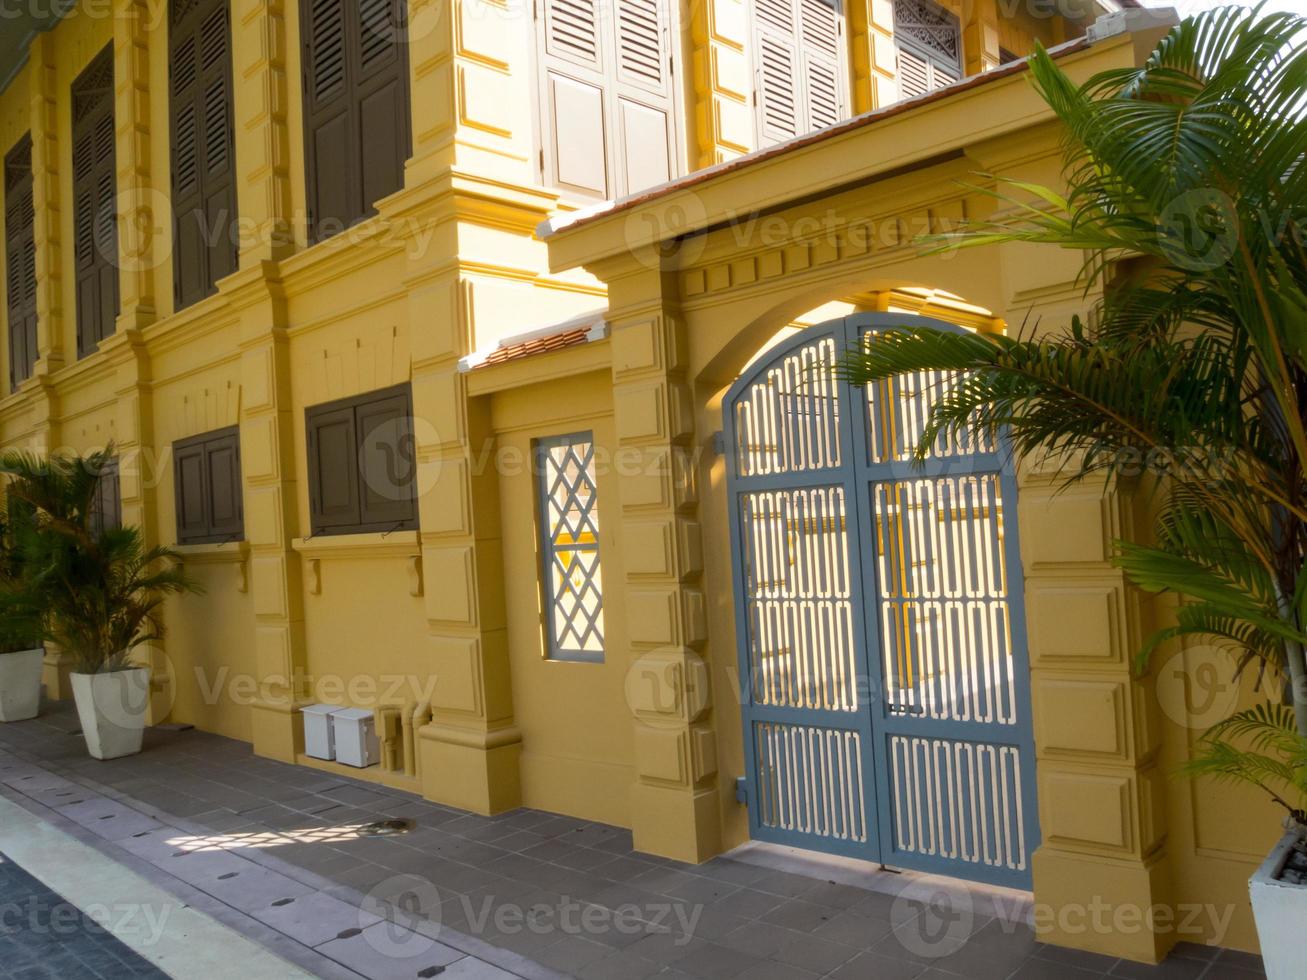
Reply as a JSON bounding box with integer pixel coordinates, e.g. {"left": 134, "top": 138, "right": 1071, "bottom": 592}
{"left": 300, "top": 0, "right": 411, "bottom": 242}
{"left": 170, "top": 0, "right": 238, "bottom": 309}
{"left": 752, "top": 0, "right": 848, "bottom": 147}
{"left": 893, "top": 0, "right": 962, "bottom": 99}
{"left": 534, "top": 432, "right": 605, "bottom": 662}
{"left": 89, "top": 456, "right": 122, "bottom": 536}
{"left": 305, "top": 384, "right": 417, "bottom": 536}
{"left": 71, "top": 47, "right": 118, "bottom": 359}
{"left": 5, "top": 134, "right": 36, "bottom": 391}
{"left": 533, "top": 0, "right": 677, "bottom": 201}
{"left": 174, "top": 426, "right": 244, "bottom": 544}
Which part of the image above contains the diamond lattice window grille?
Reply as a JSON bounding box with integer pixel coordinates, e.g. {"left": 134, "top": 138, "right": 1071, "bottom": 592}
{"left": 536, "top": 432, "right": 605, "bottom": 661}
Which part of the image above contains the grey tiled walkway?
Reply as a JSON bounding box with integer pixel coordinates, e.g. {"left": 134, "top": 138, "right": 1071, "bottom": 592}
{"left": 0, "top": 849, "right": 168, "bottom": 979}
{"left": 0, "top": 705, "right": 1267, "bottom": 980}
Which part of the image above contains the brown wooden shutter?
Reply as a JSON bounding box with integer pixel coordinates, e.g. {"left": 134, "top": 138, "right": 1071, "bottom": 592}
{"left": 4, "top": 135, "right": 36, "bottom": 391}
{"left": 355, "top": 387, "right": 415, "bottom": 527}
{"left": 72, "top": 47, "right": 118, "bottom": 359}
{"left": 536, "top": 0, "right": 675, "bottom": 200}
{"left": 307, "top": 402, "right": 360, "bottom": 532}
{"left": 305, "top": 384, "right": 418, "bottom": 536}
{"left": 752, "top": 0, "right": 847, "bottom": 148}
{"left": 90, "top": 456, "right": 122, "bottom": 536}
{"left": 892, "top": 0, "right": 962, "bottom": 99}
{"left": 170, "top": 0, "right": 238, "bottom": 310}
{"left": 206, "top": 429, "right": 243, "bottom": 537}
{"left": 175, "top": 441, "right": 209, "bottom": 540}
{"left": 301, "top": 0, "right": 410, "bottom": 241}
{"left": 174, "top": 426, "right": 243, "bottom": 543}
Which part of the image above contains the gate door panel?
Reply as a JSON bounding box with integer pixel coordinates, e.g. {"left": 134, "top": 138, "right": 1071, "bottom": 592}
{"left": 725, "top": 313, "right": 1040, "bottom": 886}
{"left": 726, "top": 325, "right": 880, "bottom": 860}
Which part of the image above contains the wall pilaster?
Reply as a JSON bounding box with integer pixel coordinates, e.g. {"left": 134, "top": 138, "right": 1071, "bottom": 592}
{"left": 232, "top": 0, "right": 294, "bottom": 263}
{"left": 850, "top": 0, "right": 898, "bottom": 112}
{"left": 962, "top": 0, "right": 1001, "bottom": 75}
{"left": 113, "top": 0, "right": 157, "bottom": 330}
{"left": 224, "top": 264, "right": 309, "bottom": 760}
{"left": 1011, "top": 268, "right": 1174, "bottom": 964}
{"left": 604, "top": 257, "right": 720, "bottom": 862}
{"left": 404, "top": 0, "right": 534, "bottom": 189}
{"left": 403, "top": 268, "right": 522, "bottom": 814}
{"left": 28, "top": 34, "right": 63, "bottom": 374}
{"left": 689, "top": 0, "right": 753, "bottom": 166}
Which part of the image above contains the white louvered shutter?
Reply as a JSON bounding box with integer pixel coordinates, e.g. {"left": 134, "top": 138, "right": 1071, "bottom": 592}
{"left": 891, "top": 0, "right": 962, "bottom": 101}
{"left": 536, "top": 0, "right": 675, "bottom": 200}
{"left": 613, "top": 0, "right": 673, "bottom": 194}
{"left": 753, "top": 0, "right": 847, "bottom": 148}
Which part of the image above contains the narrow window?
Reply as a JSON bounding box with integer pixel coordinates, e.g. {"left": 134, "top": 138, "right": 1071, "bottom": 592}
{"left": 174, "top": 426, "right": 244, "bottom": 543}
{"left": 71, "top": 47, "right": 118, "bottom": 358}
{"left": 170, "top": 0, "right": 238, "bottom": 309}
{"left": 751, "top": 0, "right": 848, "bottom": 147}
{"left": 90, "top": 456, "right": 122, "bottom": 536}
{"left": 305, "top": 384, "right": 418, "bottom": 536}
{"left": 534, "top": 432, "right": 604, "bottom": 662}
{"left": 534, "top": 0, "right": 677, "bottom": 200}
{"left": 300, "top": 0, "right": 411, "bottom": 242}
{"left": 4, "top": 134, "right": 36, "bottom": 391}
{"left": 892, "top": 0, "right": 962, "bottom": 100}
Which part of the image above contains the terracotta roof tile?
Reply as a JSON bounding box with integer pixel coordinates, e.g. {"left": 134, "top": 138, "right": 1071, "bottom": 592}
{"left": 476, "top": 326, "right": 593, "bottom": 368}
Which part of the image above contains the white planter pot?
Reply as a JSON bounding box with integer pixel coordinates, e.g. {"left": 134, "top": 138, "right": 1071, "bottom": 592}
{"left": 0, "top": 648, "right": 44, "bottom": 722}
{"left": 70, "top": 668, "right": 150, "bottom": 760}
{"left": 1250, "top": 829, "right": 1307, "bottom": 979}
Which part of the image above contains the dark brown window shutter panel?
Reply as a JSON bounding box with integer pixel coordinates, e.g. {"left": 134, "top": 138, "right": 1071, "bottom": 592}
{"left": 205, "top": 431, "right": 243, "bottom": 536}
{"left": 306, "top": 402, "right": 361, "bottom": 532}
{"left": 170, "top": 0, "right": 238, "bottom": 310}
{"left": 90, "top": 456, "right": 122, "bottom": 536}
{"left": 4, "top": 134, "right": 37, "bottom": 391}
{"left": 174, "top": 425, "right": 244, "bottom": 543}
{"left": 71, "top": 47, "right": 118, "bottom": 359}
{"left": 175, "top": 442, "right": 209, "bottom": 539}
{"left": 300, "top": 0, "right": 410, "bottom": 242}
{"left": 305, "top": 383, "right": 418, "bottom": 536}
{"left": 356, "top": 388, "right": 416, "bottom": 527}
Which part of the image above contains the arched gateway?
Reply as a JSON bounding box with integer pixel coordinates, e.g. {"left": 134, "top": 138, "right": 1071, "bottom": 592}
{"left": 724, "top": 312, "right": 1039, "bottom": 888}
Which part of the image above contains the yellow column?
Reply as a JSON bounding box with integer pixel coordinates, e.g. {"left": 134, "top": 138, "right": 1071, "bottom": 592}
{"left": 689, "top": 0, "right": 753, "bottom": 166}
{"left": 404, "top": 0, "right": 534, "bottom": 189}
{"left": 28, "top": 34, "right": 64, "bottom": 374}
{"left": 962, "top": 0, "right": 1001, "bottom": 75}
{"left": 1008, "top": 261, "right": 1173, "bottom": 964}
{"left": 604, "top": 255, "right": 720, "bottom": 862}
{"left": 402, "top": 256, "right": 522, "bottom": 814}
{"left": 232, "top": 0, "right": 294, "bottom": 263}
{"left": 850, "top": 0, "right": 898, "bottom": 112}
{"left": 113, "top": 0, "right": 158, "bottom": 330}
{"left": 26, "top": 34, "right": 69, "bottom": 697}
{"left": 226, "top": 266, "right": 310, "bottom": 761}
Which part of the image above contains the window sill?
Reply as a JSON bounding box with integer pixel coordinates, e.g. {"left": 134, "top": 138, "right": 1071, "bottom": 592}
{"left": 173, "top": 541, "right": 250, "bottom": 593}
{"left": 291, "top": 532, "right": 423, "bottom": 597}
{"left": 173, "top": 541, "right": 250, "bottom": 562}
{"left": 290, "top": 531, "right": 420, "bottom": 560}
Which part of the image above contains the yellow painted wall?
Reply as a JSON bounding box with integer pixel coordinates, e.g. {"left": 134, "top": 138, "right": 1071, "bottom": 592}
{"left": 491, "top": 370, "right": 635, "bottom": 827}
{"left": 0, "top": 0, "right": 1269, "bottom": 967}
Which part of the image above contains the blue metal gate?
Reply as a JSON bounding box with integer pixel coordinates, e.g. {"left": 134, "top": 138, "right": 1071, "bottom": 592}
{"left": 724, "top": 313, "right": 1039, "bottom": 888}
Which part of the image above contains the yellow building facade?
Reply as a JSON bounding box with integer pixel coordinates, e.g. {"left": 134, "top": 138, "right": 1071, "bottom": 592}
{"left": 0, "top": 0, "right": 1281, "bottom": 965}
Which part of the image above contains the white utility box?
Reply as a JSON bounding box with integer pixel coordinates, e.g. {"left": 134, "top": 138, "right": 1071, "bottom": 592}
{"left": 331, "top": 708, "right": 379, "bottom": 768}
{"left": 302, "top": 703, "right": 341, "bottom": 760}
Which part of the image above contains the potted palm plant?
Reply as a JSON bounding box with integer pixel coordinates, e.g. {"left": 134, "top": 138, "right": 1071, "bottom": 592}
{"left": 0, "top": 506, "right": 45, "bottom": 722}
{"left": 837, "top": 6, "right": 1306, "bottom": 975}
{"left": 0, "top": 447, "right": 198, "bottom": 759}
